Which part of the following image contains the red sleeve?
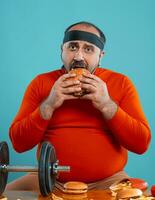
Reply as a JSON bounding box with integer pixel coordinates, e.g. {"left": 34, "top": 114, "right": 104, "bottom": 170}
{"left": 9, "top": 76, "right": 50, "bottom": 153}
{"left": 106, "top": 76, "right": 151, "bottom": 154}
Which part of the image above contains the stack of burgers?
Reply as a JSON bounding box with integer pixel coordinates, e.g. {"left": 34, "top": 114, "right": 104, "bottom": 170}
{"left": 110, "top": 179, "right": 155, "bottom": 200}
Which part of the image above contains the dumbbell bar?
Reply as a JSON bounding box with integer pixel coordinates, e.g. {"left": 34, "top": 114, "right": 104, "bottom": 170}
{"left": 0, "top": 141, "right": 70, "bottom": 197}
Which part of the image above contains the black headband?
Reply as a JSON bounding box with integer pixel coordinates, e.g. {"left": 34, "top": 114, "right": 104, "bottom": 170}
{"left": 63, "top": 30, "right": 105, "bottom": 50}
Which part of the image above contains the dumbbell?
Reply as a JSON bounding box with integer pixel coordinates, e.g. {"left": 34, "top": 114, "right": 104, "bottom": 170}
{"left": 0, "top": 141, "right": 70, "bottom": 197}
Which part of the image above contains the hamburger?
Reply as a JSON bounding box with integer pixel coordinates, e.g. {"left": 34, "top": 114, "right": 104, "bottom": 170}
{"left": 68, "top": 68, "right": 90, "bottom": 97}
{"left": 110, "top": 178, "right": 148, "bottom": 194}
{"left": 62, "top": 181, "right": 88, "bottom": 194}
{"left": 110, "top": 179, "right": 132, "bottom": 193}
{"left": 116, "top": 188, "right": 143, "bottom": 199}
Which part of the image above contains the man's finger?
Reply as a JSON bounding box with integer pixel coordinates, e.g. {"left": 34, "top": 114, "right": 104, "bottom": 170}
{"left": 80, "top": 93, "right": 93, "bottom": 100}
{"left": 64, "top": 95, "right": 79, "bottom": 100}
{"left": 60, "top": 73, "right": 76, "bottom": 81}
{"left": 61, "top": 80, "right": 80, "bottom": 88}
{"left": 83, "top": 73, "right": 101, "bottom": 82}
{"left": 79, "top": 77, "right": 97, "bottom": 87}
{"left": 62, "top": 86, "right": 82, "bottom": 94}
{"left": 81, "top": 83, "right": 96, "bottom": 93}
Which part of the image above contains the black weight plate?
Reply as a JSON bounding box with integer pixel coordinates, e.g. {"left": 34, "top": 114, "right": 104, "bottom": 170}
{"left": 45, "top": 144, "right": 52, "bottom": 194}
{"left": 38, "top": 142, "right": 49, "bottom": 196}
{"left": 45, "top": 143, "right": 57, "bottom": 194}
{"left": 0, "top": 141, "right": 9, "bottom": 196}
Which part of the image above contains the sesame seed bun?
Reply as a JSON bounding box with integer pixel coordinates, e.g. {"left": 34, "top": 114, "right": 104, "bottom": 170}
{"left": 116, "top": 188, "right": 143, "bottom": 199}
{"left": 69, "top": 68, "right": 90, "bottom": 78}
{"left": 63, "top": 181, "right": 88, "bottom": 194}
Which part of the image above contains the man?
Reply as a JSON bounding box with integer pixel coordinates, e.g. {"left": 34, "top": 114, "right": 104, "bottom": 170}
{"left": 7, "top": 21, "right": 151, "bottom": 191}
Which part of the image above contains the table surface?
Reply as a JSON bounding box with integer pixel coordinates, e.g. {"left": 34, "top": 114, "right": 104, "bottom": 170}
{"left": 2, "top": 189, "right": 115, "bottom": 200}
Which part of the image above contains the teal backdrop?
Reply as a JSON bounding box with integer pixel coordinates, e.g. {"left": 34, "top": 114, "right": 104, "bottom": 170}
{"left": 0, "top": 0, "right": 155, "bottom": 187}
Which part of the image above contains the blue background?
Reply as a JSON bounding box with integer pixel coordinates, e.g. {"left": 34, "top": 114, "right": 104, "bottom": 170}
{"left": 0, "top": 0, "right": 155, "bottom": 188}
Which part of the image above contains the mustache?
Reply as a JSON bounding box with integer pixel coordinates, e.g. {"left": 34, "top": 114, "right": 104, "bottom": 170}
{"left": 70, "top": 60, "right": 88, "bottom": 70}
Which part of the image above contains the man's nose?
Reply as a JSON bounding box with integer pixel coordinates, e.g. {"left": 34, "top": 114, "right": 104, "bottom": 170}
{"left": 74, "top": 50, "right": 84, "bottom": 61}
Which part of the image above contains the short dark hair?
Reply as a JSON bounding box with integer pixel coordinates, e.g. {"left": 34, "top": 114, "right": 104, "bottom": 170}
{"left": 64, "top": 21, "right": 106, "bottom": 45}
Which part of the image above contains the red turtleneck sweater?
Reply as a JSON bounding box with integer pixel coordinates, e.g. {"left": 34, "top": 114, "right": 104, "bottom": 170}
{"left": 9, "top": 68, "right": 151, "bottom": 183}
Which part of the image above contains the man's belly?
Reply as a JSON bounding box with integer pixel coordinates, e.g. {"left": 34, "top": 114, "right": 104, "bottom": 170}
{"left": 42, "top": 128, "right": 127, "bottom": 183}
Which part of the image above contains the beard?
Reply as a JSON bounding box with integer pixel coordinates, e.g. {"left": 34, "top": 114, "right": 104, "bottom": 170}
{"left": 69, "top": 60, "right": 89, "bottom": 70}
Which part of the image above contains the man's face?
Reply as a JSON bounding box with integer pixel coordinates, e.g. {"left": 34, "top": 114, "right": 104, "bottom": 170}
{"left": 61, "top": 25, "right": 104, "bottom": 73}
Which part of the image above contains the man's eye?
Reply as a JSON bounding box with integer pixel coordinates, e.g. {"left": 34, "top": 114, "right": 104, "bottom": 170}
{"left": 68, "top": 45, "right": 77, "bottom": 51}
{"left": 85, "top": 47, "right": 94, "bottom": 53}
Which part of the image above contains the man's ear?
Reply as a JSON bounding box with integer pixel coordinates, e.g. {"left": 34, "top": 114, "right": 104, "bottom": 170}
{"left": 100, "top": 51, "right": 105, "bottom": 58}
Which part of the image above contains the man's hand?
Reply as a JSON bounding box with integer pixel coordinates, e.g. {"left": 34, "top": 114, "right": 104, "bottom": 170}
{"left": 40, "top": 73, "right": 81, "bottom": 120}
{"left": 79, "top": 73, "right": 118, "bottom": 120}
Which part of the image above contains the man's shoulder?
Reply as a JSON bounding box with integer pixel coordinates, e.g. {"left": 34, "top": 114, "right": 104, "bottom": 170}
{"left": 96, "top": 67, "right": 127, "bottom": 79}
{"left": 28, "top": 68, "right": 65, "bottom": 88}
{"left": 36, "top": 68, "right": 65, "bottom": 80}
